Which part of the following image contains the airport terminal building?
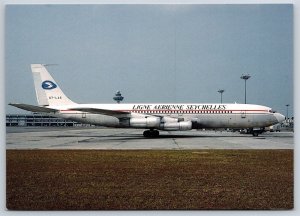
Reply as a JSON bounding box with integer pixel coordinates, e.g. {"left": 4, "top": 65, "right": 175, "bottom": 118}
{"left": 6, "top": 114, "right": 91, "bottom": 127}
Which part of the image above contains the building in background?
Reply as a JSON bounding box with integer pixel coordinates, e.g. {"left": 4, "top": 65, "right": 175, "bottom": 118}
{"left": 6, "top": 113, "right": 92, "bottom": 127}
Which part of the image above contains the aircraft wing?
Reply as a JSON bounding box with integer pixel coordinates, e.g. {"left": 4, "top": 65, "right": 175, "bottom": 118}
{"left": 69, "top": 107, "right": 131, "bottom": 116}
{"left": 9, "top": 103, "right": 58, "bottom": 113}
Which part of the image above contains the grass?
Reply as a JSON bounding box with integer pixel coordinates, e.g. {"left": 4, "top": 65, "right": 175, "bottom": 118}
{"left": 6, "top": 149, "right": 293, "bottom": 210}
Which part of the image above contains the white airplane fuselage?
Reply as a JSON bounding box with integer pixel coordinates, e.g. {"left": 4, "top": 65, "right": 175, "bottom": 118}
{"left": 50, "top": 103, "right": 282, "bottom": 129}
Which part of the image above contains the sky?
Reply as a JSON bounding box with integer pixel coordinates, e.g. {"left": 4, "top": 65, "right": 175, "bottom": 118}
{"left": 5, "top": 4, "right": 293, "bottom": 116}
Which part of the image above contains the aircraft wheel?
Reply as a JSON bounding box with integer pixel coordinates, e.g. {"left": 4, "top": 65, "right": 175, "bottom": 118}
{"left": 252, "top": 132, "right": 259, "bottom": 137}
{"left": 143, "top": 130, "right": 151, "bottom": 137}
{"left": 143, "top": 130, "right": 159, "bottom": 138}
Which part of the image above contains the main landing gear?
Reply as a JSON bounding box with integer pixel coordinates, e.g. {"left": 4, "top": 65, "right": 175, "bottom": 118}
{"left": 143, "top": 129, "right": 160, "bottom": 138}
{"left": 249, "top": 128, "right": 264, "bottom": 137}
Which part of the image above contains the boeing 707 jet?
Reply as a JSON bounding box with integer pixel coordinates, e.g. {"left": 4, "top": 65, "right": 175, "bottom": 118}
{"left": 9, "top": 64, "right": 285, "bottom": 137}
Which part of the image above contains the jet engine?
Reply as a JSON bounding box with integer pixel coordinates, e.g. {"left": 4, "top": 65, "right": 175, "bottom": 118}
{"left": 159, "top": 121, "right": 192, "bottom": 131}
{"left": 129, "top": 117, "right": 160, "bottom": 128}
{"left": 126, "top": 116, "right": 192, "bottom": 131}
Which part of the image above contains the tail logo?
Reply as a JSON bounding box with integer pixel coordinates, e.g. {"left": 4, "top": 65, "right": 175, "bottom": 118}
{"left": 42, "top": 80, "right": 57, "bottom": 90}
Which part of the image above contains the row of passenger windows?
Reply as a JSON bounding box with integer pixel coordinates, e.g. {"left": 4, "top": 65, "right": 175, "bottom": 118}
{"left": 132, "top": 110, "right": 233, "bottom": 114}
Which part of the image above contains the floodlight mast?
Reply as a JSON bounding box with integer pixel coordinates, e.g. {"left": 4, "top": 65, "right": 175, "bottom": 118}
{"left": 286, "top": 104, "right": 290, "bottom": 120}
{"left": 240, "top": 74, "right": 251, "bottom": 104}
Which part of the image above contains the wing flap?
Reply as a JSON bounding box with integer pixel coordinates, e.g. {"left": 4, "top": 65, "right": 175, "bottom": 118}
{"left": 9, "top": 103, "right": 58, "bottom": 113}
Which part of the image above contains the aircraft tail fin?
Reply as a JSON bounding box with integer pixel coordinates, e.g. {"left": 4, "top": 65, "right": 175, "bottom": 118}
{"left": 31, "top": 64, "right": 76, "bottom": 106}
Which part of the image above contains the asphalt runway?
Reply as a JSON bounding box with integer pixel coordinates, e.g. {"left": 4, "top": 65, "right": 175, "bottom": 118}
{"left": 6, "top": 127, "right": 294, "bottom": 150}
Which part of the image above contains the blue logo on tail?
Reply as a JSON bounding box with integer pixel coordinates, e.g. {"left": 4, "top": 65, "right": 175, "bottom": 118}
{"left": 42, "top": 80, "right": 57, "bottom": 90}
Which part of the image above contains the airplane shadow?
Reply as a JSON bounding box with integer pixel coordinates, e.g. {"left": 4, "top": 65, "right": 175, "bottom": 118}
{"left": 42, "top": 133, "right": 258, "bottom": 141}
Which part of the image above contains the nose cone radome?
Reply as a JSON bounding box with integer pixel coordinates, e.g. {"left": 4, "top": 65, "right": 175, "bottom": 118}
{"left": 274, "top": 113, "right": 285, "bottom": 123}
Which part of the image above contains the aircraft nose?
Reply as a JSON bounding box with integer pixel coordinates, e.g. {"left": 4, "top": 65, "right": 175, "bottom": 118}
{"left": 274, "top": 113, "right": 285, "bottom": 123}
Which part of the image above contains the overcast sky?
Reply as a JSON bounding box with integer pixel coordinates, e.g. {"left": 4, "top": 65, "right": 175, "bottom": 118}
{"left": 5, "top": 4, "right": 293, "bottom": 116}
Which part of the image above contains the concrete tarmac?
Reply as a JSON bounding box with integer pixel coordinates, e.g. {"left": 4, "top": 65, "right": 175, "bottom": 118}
{"left": 6, "top": 127, "right": 294, "bottom": 150}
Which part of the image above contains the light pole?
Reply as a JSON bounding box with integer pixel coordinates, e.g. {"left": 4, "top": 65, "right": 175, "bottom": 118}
{"left": 218, "top": 89, "right": 225, "bottom": 104}
{"left": 286, "top": 104, "right": 290, "bottom": 120}
{"left": 240, "top": 74, "right": 251, "bottom": 104}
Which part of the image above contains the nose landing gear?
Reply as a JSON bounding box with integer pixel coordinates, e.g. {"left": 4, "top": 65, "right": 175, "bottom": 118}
{"left": 143, "top": 129, "right": 160, "bottom": 138}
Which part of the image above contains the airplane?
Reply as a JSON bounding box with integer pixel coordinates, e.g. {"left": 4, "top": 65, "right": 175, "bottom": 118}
{"left": 9, "top": 64, "right": 285, "bottom": 137}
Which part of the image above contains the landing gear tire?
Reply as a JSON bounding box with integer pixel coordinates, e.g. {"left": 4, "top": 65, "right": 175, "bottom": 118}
{"left": 252, "top": 132, "right": 259, "bottom": 137}
{"left": 143, "top": 129, "right": 159, "bottom": 138}
{"left": 143, "top": 130, "right": 150, "bottom": 137}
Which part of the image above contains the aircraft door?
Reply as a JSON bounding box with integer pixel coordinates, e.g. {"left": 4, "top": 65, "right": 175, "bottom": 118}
{"left": 240, "top": 110, "right": 252, "bottom": 127}
{"left": 241, "top": 111, "right": 246, "bottom": 118}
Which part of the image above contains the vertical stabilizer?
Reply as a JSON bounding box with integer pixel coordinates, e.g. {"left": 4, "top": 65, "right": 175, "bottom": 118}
{"left": 31, "top": 64, "right": 76, "bottom": 106}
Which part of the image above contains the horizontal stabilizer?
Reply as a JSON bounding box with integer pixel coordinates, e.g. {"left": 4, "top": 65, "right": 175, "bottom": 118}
{"left": 9, "top": 103, "right": 58, "bottom": 113}
{"left": 69, "top": 107, "right": 130, "bottom": 116}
